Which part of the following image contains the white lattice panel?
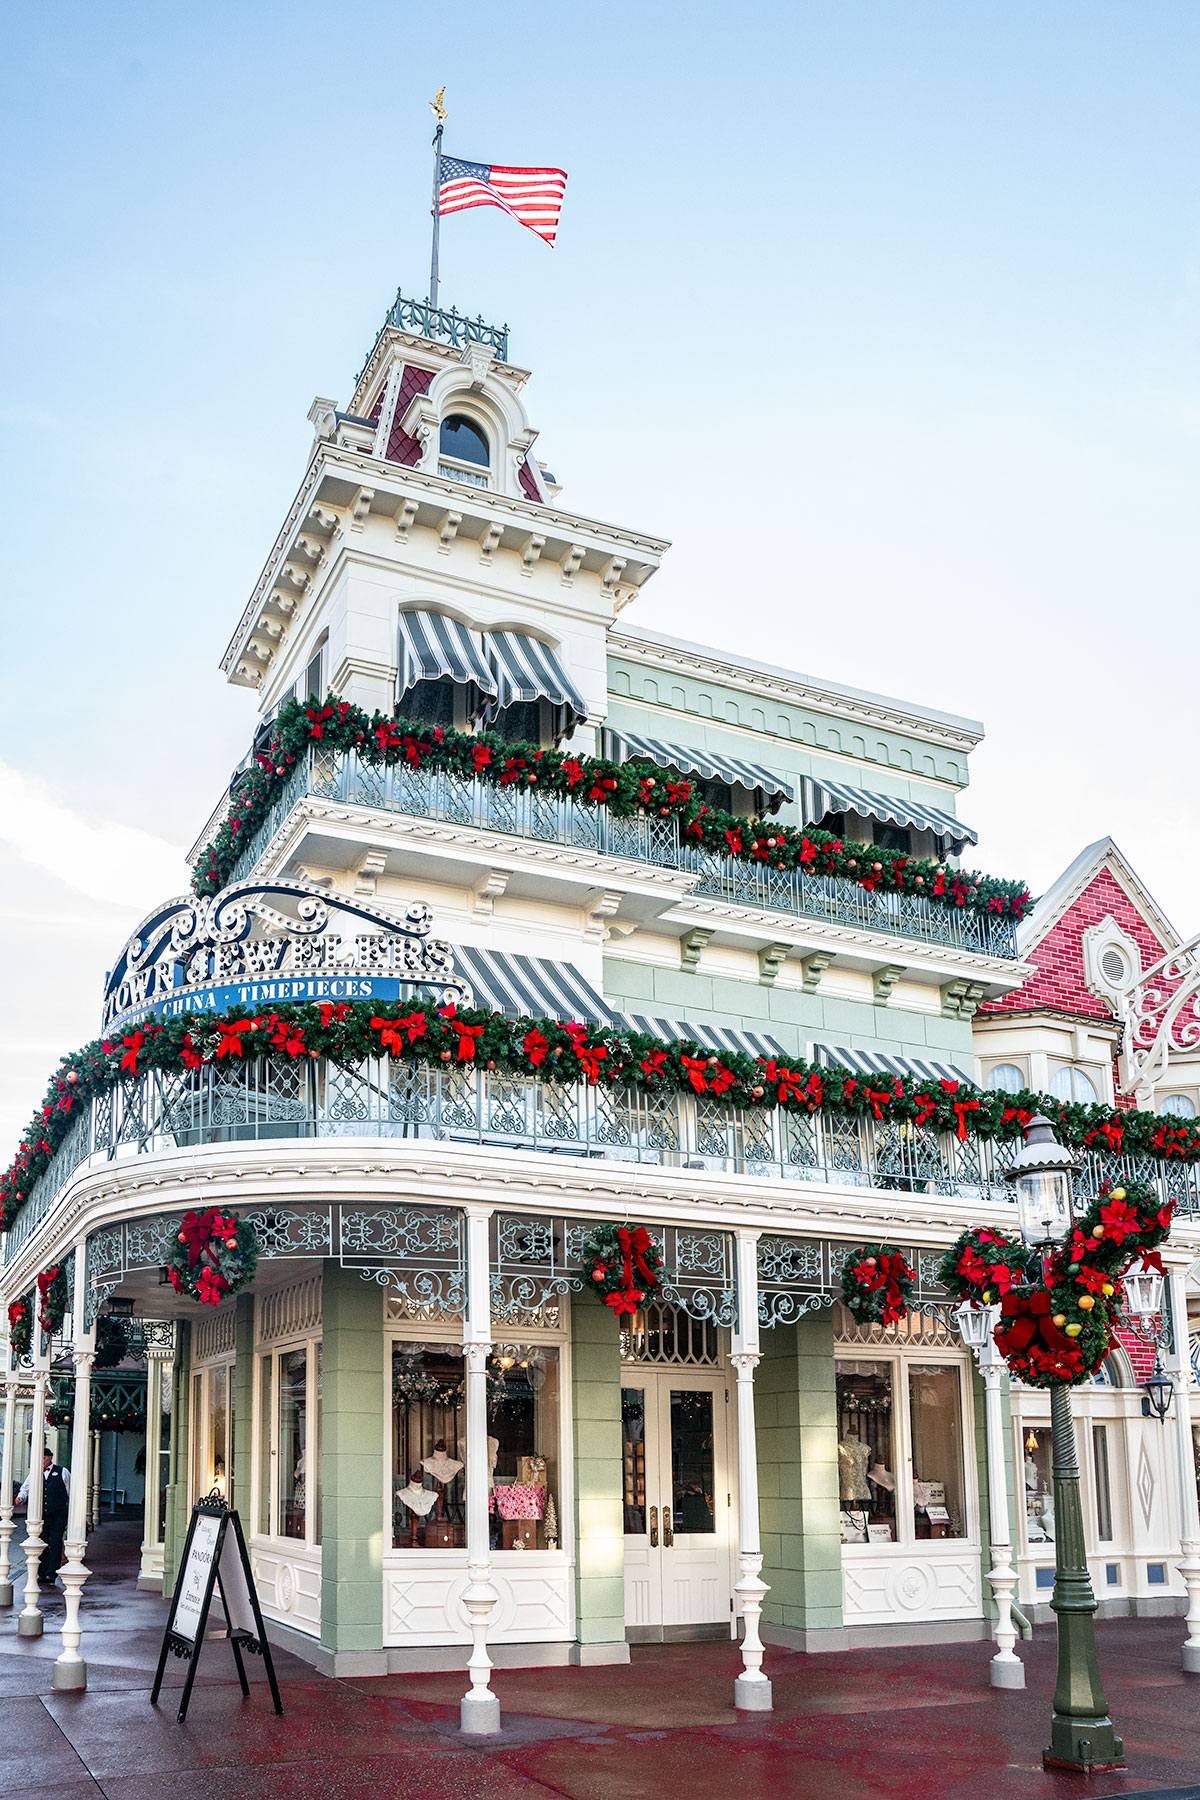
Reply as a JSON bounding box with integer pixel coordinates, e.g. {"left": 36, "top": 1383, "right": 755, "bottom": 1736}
{"left": 255, "top": 1276, "right": 322, "bottom": 1345}
{"left": 193, "top": 1303, "right": 237, "bottom": 1363}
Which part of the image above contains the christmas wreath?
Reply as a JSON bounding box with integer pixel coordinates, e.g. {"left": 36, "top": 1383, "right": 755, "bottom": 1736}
{"left": 165, "top": 1207, "right": 258, "bottom": 1306}
{"left": 581, "top": 1222, "right": 664, "bottom": 1316}
{"left": 940, "top": 1178, "right": 1174, "bottom": 1389}
{"left": 839, "top": 1246, "right": 915, "bottom": 1326}
{"left": 936, "top": 1227, "right": 1028, "bottom": 1307}
{"left": 36, "top": 1265, "right": 70, "bottom": 1336}
{"left": 7, "top": 1295, "right": 32, "bottom": 1362}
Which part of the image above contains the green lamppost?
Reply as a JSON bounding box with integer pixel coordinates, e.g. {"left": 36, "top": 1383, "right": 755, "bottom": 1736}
{"left": 1005, "top": 1115, "right": 1124, "bottom": 1774}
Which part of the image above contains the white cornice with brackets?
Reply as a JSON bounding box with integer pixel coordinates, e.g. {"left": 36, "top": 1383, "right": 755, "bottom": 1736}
{"left": 608, "top": 626, "right": 984, "bottom": 757}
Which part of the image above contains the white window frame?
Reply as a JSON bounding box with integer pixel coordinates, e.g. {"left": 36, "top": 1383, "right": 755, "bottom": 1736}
{"left": 253, "top": 1333, "right": 322, "bottom": 1550}
{"left": 833, "top": 1343, "right": 980, "bottom": 1553}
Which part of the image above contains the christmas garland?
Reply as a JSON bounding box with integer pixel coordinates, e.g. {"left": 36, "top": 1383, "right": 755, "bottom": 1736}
{"left": 581, "top": 1223, "right": 664, "bottom": 1316}
{"left": 94, "top": 1316, "right": 131, "bottom": 1370}
{"left": 48, "top": 1384, "right": 147, "bottom": 1434}
{"left": 939, "top": 1179, "right": 1173, "bottom": 1388}
{"left": 840, "top": 1246, "right": 915, "bottom": 1326}
{"left": 6, "top": 994, "right": 1200, "bottom": 1236}
{"left": 7, "top": 1295, "right": 32, "bottom": 1361}
{"left": 36, "top": 1265, "right": 69, "bottom": 1336}
{"left": 192, "top": 694, "right": 1031, "bottom": 925}
{"left": 165, "top": 1208, "right": 258, "bottom": 1306}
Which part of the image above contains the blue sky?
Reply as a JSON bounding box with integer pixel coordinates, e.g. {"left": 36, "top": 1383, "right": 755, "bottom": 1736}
{"left": 2, "top": 2, "right": 1199, "bottom": 1139}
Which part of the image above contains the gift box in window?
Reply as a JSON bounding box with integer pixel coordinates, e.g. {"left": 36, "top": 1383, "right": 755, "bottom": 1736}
{"left": 493, "top": 1483, "right": 545, "bottom": 1520}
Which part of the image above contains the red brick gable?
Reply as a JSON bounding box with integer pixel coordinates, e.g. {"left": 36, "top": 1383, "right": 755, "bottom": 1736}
{"left": 980, "top": 866, "right": 1171, "bottom": 1022}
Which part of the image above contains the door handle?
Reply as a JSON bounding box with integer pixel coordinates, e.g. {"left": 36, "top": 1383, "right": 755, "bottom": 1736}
{"left": 663, "top": 1507, "right": 674, "bottom": 1547}
{"left": 649, "top": 1506, "right": 658, "bottom": 1547}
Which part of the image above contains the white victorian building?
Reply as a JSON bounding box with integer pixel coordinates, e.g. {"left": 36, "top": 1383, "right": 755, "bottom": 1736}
{"left": 4, "top": 294, "right": 1200, "bottom": 1714}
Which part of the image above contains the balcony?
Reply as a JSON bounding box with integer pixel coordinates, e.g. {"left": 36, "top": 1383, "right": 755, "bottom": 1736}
{"left": 9, "top": 1057, "right": 1197, "bottom": 1268}
{"left": 226, "top": 749, "right": 1020, "bottom": 960}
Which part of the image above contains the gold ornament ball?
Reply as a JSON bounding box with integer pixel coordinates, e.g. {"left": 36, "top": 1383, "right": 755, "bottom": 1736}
{"left": 1091, "top": 1225, "right": 1105, "bottom": 1239}
{"left": 1110, "top": 1186, "right": 1126, "bottom": 1201}
{"left": 1102, "top": 1282, "right": 1115, "bottom": 1296}
{"left": 1078, "top": 1294, "right": 1095, "bottom": 1311}
{"left": 1052, "top": 1313, "right": 1067, "bottom": 1328}
{"left": 1065, "top": 1323, "right": 1083, "bottom": 1337}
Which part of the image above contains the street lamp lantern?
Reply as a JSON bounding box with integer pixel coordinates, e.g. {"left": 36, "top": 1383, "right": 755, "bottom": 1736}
{"left": 1006, "top": 1113, "right": 1077, "bottom": 1248}
{"left": 1143, "top": 1357, "right": 1173, "bottom": 1423}
{"left": 1124, "top": 1256, "right": 1165, "bottom": 1326}
{"left": 954, "top": 1300, "right": 1000, "bottom": 1352}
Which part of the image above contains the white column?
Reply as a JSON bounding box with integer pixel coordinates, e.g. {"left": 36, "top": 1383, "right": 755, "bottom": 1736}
{"left": 731, "top": 1228, "right": 771, "bottom": 1711}
{"left": 0, "top": 1351, "right": 18, "bottom": 1607}
{"left": 55, "top": 1310, "right": 96, "bottom": 1690}
{"left": 19, "top": 1325, "right": 50, "bottom": 1637}
{"left": 89, "top": 1429, "right": 102, "bottom": 1531}
{"left": 139, "top": 1348, "right": 170, "bottom": 1589}
{"left": 460, "top": 1205, "right": 500, "bottom": 1735}
{"left": 1165, "top": 1267, "right": 1200, "bottom": 1672}
{"left": 978, "top": 1334, "right": 1024, "bottom": 1688}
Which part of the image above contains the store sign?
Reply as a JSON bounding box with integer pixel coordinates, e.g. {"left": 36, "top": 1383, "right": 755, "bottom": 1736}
{"left": 151, "top": 1498, "right": 282, "bottom": 1723}
{"left": 102, "top": 879, "right": 469, "bottom": 1035}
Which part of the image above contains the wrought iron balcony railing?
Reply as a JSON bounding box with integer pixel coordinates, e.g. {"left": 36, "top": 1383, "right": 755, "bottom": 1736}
{"left": 8, "top": 1058, "right": 1197, "bottom": 1266}
{"left": 224, "top": 749, "right": 1020, "bottom": 960}
{"left": 358, "top": 293, "right": 509, "bottom": 379}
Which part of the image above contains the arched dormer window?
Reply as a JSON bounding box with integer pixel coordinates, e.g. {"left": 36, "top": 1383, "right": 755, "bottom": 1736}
{"left": 439, "top": 414, "right": 490, "bottom": 489}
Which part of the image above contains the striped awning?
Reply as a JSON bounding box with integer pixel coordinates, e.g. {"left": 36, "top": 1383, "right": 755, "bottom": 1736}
{"left": 602, "top": 730, "right": 793, "bottom": 814}
{"left": 814, "top": 1043, "right": 974, "bottom": 1087}
{"left": 484, "top": 631, "right": 588, "bottom": 739}
{"left": 799, "top": 777, "right": 976, "bottom": 856}
{"left": 621, "top": 1017, "right": 785, "bottom": 1060}
{"left": 442, "top": 946, "right": 784, "bottom": 1061}
{"left": 397, "top": 610, "right": 496, "bottom": 717}
{"left": 451, "top": 946, "right": 620, "bottom": 1025}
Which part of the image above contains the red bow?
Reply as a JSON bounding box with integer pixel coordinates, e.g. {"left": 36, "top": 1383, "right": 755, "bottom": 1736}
{"left": 952, "top": 1099, "right": 981, "bottom": 1141}
{"left": 120, "top": 1030, "right": 145, "bottom": 1075}
{"left": 604, "top": 1288, "right": 643, "bottom": 1315}
{"left": 446, "top": 1019, "right": 485, "bottom": 1062}
{"left": 681, "top": 1055, "right": 711, "bottom": 1095}
{"left": 764, "top": 1060, "right": 810, "bottom": 1106}
{"left": 574, "top": 1041, "right": 607, "bottom": 1084}
{"left": 618, "top": 1225, "right": 656, "bottom": 1293}
{"left": 864, "top": 1087, "right": 893, "bottom": 1121}
{"left": 471, "top": 743, "right": 492, "bottom": 773}
{"left": 305, "top": 705, "right": 335, "bottom": 739}
{"left": 371, "top": 1013, "right": 427, "bottom": 1055}
{"left": 1087, "top": 1121, "right": 1124, "bottom": 1152}
{"left": 178, "top": 1208, "right": 229, "bottom": 1270}
{"left": 215, "top": 1019, "right": 253, "bottom": 1060}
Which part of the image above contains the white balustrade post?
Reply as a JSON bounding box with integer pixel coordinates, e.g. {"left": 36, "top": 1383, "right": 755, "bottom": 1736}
{"left": 55, "top": 1299, "right": 95, "bottom": 1690}
{"left": 1165, "top": 1268, "right": 1200, "bottom": 1672}
{"left": 978, "top": 1333, "right": 1023, "bottom": 1688}
{"left": 0, "top": 1347, "right": 18, "bottom": 1606}
{"left": 19, "top": 1323, "right": 51, "bottom": 1637}
{"left": 460, "top": 1205, "right": 500, "bottom": 1735}
{"left": 731, "top": 1228, "right": 772, "bottom": 1711}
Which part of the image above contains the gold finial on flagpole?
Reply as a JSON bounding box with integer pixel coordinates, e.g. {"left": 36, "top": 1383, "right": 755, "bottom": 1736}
{"left": 429, "top": 86, "right": 448, "bottom": 125}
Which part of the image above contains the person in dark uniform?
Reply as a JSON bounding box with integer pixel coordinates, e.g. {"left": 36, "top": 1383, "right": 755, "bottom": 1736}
{"left": 17, "top": 1449, "right": 71, "bottom": 1584}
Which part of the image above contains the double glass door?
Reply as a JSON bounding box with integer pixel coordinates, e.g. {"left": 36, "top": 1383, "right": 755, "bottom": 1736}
{"left": 621, "top": 1370, "right": 732, "bottom": 1634}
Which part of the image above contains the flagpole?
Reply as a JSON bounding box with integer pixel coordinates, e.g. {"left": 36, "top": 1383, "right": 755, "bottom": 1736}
{"left": 428, "top": 87, "right": 447, "bottom": 313}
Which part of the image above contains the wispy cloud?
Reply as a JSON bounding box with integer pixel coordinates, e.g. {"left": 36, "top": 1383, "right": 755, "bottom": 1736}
{"left": 0, "top": 764, "right": 187, "bottom": 910}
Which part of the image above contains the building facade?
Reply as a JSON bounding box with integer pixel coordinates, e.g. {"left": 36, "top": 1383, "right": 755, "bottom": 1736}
{"left": 3, "top": 297, "right": 1199, "bottom": 1707}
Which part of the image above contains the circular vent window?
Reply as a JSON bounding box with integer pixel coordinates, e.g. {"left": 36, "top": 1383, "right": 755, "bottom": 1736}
{"left": 1100, "top": 946, "right": 1129, "bottom": 986}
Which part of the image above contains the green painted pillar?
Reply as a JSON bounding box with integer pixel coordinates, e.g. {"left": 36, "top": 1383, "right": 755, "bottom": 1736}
{"left": 570, "top": 1298, "right": 630, "bottom": 1663}
{"left": 162, "top": 1320, "right": 190, "bottom": 1594}
{"left": 319, "top": 1261, "right": 384, "bottom": 1667}
{"left": 756, "top": 1309, "right": 845, "bottom": 1649}
{"left": 231, "top": 1293, "right": 255, "bottom": 1521}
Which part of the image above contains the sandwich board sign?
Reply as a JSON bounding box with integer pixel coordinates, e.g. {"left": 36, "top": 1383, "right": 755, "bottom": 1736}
{"left": 151, "top": 1491, "right": 283, "bottom": 1722}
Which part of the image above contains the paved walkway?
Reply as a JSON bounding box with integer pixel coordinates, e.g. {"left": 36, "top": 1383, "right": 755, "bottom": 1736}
{"left": 2, "top": 1519, "right": 1200, "bottom": 1799}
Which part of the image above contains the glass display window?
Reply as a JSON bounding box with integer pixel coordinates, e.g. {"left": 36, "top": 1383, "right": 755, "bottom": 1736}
{"left": 390, "top": 1338, "right": 562, "bottom": 1552}
{"left": 1022, "top": 1428, "right": 1054, "bottom": 1545}
{"left": 190, "top": 1360, "right": 234, "bottom": 1507}
{"left": 255, "top": 1337, "right": 322, "bottom": 1547}
{"left": 835, "top": 1349, "right": 973, "bottom": 1548}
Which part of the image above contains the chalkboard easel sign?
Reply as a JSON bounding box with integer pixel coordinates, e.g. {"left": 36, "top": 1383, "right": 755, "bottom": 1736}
{"left": 151, "top": 1490, "right": 283, "bottom": 1723}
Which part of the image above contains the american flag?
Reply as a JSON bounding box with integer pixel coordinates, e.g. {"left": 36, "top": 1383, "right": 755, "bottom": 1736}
{"left": 437, "top": 156, "right": 567, "bottom": 246}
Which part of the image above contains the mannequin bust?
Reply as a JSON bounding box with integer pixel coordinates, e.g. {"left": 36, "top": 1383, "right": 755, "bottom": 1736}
{"left": 397, "top": 1471, "right": 438, "bottom": 1518}
{"left": 838, "top": 1430, "right": 872, "bottom": 1503}
{"left": 422, "top": 1439, "right": 464, "bottom": 1485}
